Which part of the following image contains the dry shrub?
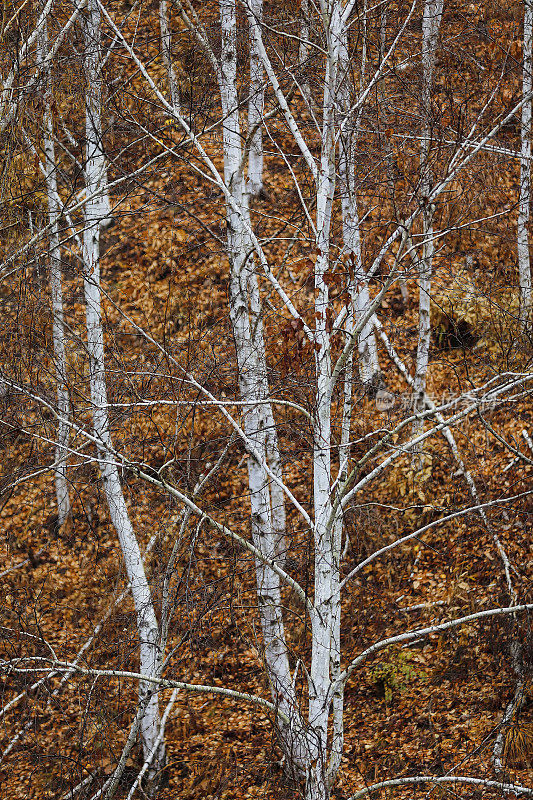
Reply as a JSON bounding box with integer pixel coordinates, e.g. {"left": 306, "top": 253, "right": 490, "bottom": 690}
{"left": 503, "top": 722, "right": 533, "bottom": 767}
{"left": 431, "top": 267, "right": 521, "bottom": 350}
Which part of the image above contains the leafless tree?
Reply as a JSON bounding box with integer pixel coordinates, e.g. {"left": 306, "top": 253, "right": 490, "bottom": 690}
{"left": 1, "top": 1, "right": 533, "bottom": 799}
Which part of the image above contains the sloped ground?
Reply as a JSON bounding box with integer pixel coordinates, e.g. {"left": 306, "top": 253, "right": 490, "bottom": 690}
{"left": 1, "top": 0, "right": 533, "bottom": 797}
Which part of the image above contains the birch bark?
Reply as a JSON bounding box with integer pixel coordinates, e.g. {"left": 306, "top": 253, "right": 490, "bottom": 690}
{"left": 159, "top": 0, "right": 181, "bottom": 113}
{"left": 299, "top": 0, "right": 311, "bottom": 104}
{"left": 247, "top": 0, "right": 264, "bottom": 198}
{"left": 83, "top": 0, "right": 111, "bottom": 228}
{"left": 218, "top": 0, "right": 309, "bottom": 776}
{"left": 412, "top": 0, "right": 443, "bottom": 445}
{"left": 337, "top": 16, "right": 381, "bottom": 391}
{"left": 82, "top": 0, "right": 164, "bottom": 786}
{"left": 37, "top": 18, "right": 71, "bottom": 526}
{"left": 518, "top": 0, "right": 532, "bottom": 329}
{"left": 327, "top": 334, "right": 350, "bottom": 790}
{"left": 306, "top": 5, "right": 344, "bottom": 796}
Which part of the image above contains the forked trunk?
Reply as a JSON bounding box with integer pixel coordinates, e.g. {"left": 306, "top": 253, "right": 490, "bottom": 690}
{"left": 219, "top": 0, "right": 310, "bottom": 776}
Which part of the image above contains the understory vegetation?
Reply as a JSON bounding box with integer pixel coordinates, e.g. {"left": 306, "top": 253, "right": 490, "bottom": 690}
{"left": 1, "top": 0, "right": 533, "bottom": 798}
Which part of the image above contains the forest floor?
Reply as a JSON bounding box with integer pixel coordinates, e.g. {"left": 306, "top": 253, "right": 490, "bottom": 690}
{"left": 1, "top": 0, "right": 533, "bottom": 797}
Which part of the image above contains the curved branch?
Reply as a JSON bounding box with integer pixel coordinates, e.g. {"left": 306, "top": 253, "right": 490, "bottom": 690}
{"left": 349, "top": 775, "right": 533, "bottom": 799}
{"left": 4, "top": 659, "right": 290, "bottom": 725}
{"left": 338, "top": 490, "right": 533, "bottom": 594}
{"left": 134, "top": 467, "right": 311, "bottom": 613}
{"left": 336, "top": 603, "right": 533, "bottom": 690}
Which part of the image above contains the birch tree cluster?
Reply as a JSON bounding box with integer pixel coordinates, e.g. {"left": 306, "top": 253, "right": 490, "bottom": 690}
{"left": 1, "top": 0, "right": 533, "bottom": 798}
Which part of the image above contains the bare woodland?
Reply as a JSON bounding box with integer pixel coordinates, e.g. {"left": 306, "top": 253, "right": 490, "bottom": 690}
{"left": 1, "top": 0, "right": 533, "bottom": 798}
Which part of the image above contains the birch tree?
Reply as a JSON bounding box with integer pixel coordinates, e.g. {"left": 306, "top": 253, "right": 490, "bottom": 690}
{"left": 412, "top": 0, "right": 444, "bottom": 441}
{"left": 337, "top": 7, "right": 381, "bottom": 391}
{"left": 82, "top": 0, "right": 111, "bottom": 228}
{"left": 81, "top": 0, "right": 164, "bottom": 787}
{"left": 299, "top": 0, "right": 311, "bottom": 104}
{"left": 217, "top": 0, "right": 309, "bottom": 772}
{"left": 159, "top": 0, "right": 181, "bottom": 113}
{"left": 95, "top": 1, "right": 529, "bottom": 796}
{"left": 36, "top": 15, "right": 71, "bottom": 525}
{"left": 247, "top": 0, "right": 265, "bottom": 198}
{"left": 2, "top": 1, "right": 533, "bottom": 799}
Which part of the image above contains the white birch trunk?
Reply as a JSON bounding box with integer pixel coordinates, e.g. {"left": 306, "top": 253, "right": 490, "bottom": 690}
{"left": 519, "top": 0, "right": 532, "bottom": 329}
{"left": 82, "top": 0, "right": 164, "bottom": 785}
{"left": 380, "top": 0, "right": 387, "bottom": 61}
{"left": 159, "top": 0, "right": 181, "bottom": 113}
{"left": 37, "top": 18, "right": 71, "bottom": 526}
{"left": 327, "top": 336, "right": 352, "bottom": 789}
{"left": 249, "top": 274, "right": 287, "bottom": 564}
{"left": 379, "top": 0, "right": 408, "bottom": 303}
{"left": 83, "top": 0, "right": 111, "bottom": 229}
{"left": 338, "top": 20, "right": 381, "bottom": 390}
{"left": 299, "top": 0, "right": 311, "bottom": 104}
{"left": 218, "top": 0, "right": 309, "bottom": 776}
{"left": 247, "top": 0, "right": 264, "bottom": 198}
{"left": 327, "top": 18, "right": 360, "bottom": 787}
{"left": 307, "top": 6, "right": 344, "bottom": 796}
{"left": 412, "top": 0, "right": 443, "bottom": 444}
